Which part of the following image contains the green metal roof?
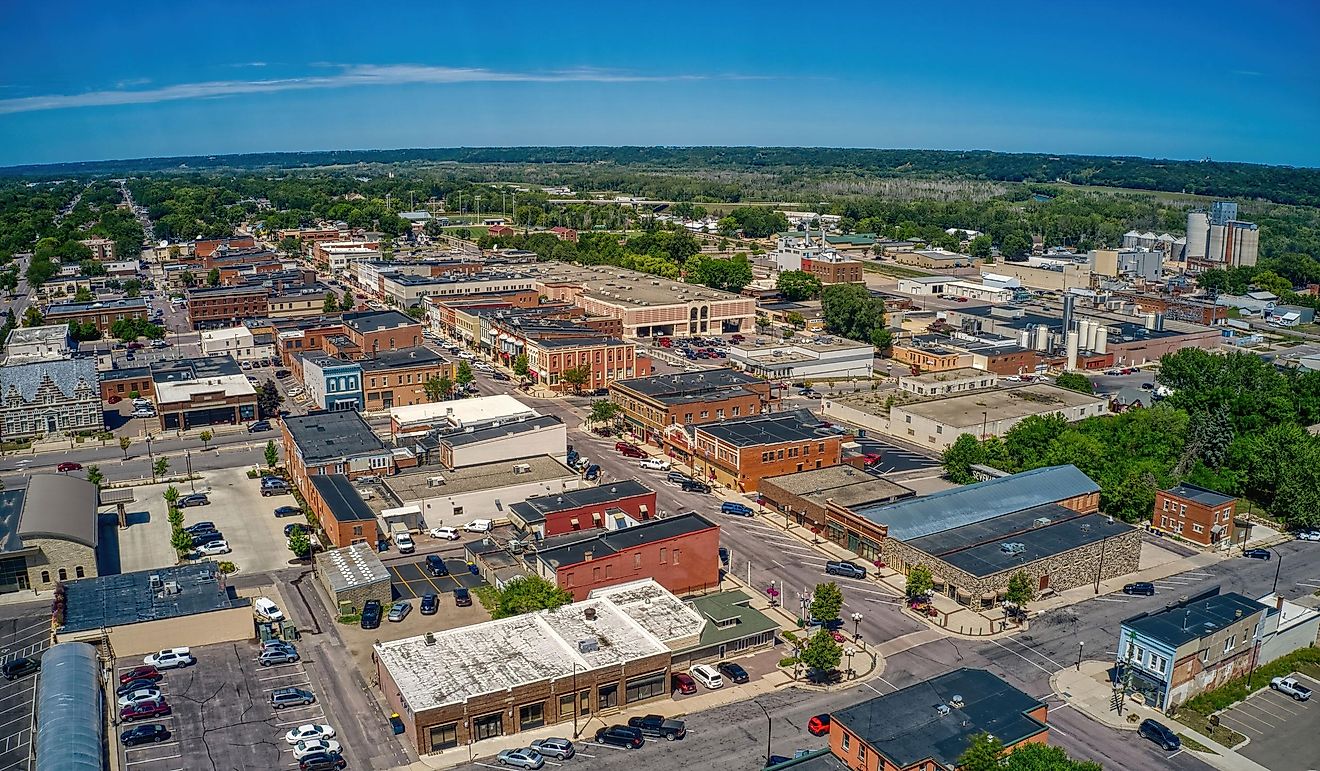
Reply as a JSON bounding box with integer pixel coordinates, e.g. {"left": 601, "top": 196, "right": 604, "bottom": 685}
{"left": 684, "top": 590, "right": 779, "bottom": 649}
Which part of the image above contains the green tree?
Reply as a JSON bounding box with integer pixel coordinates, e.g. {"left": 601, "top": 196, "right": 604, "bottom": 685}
{"left": 119, "top": 436, "right": 132, "bottom": 459}
{"left": 73, "top": 285, "right": 94, "bottom": 302}
{"left": 22, "top": 306, "right": 43, "bottom": 327}
{"left": 435, "top": 375, "right": 455, "bottom": 400}
{"left": 1004, "top": 414, "right": 1069, "bottom": 470}
{"left": 1000, "top": 231, "right": 1032, "bottom": 258}
{"left": 264, "top": 440, "right": 279, "bottom": 469}
{"left": 152, "top": 457, "right": 169, "bottom": 482}
{"left": 455, "top": 361, "right": 475, "bottom": 390}
{"left": 0, "top": 271, "right": 18, "bottom": 295}
{"left": 162, "top": 485, "right": 180, "bottom": 507}
{"left": 277, "top": 236, "right": 303, "bottom": 257}
{"left": 957, "top": 732, "right": 1005, "bottom": 771}
{"left": 1054, "top": 372, "right": 1093, "bottom": 394}
{"left": 786, "top": 311, "right": 806, "bottom": 329}
{"left": 1001, "top": 743, "right": 1102, "bottom": 771}
{"left": 821, "top": 283, "right": 890, "bottom": 348}
{"left": 206, "top": 268, "right": 220, "bottom": 287}
{"left": 589, "top": 400, "right": 621, "bottom": 425}
{"left": 487, "top": 575, "right": 574, "bottom": 619}
{"left": 179, "top": 270, "right": 195, "bottom": 286}
{"left": 198, "top": 429, "right": 213, "bottom": 450}
{"left": 322, "top": 292, "right": 338, "bottom": 313}
{"left": 258, "top": 380, "right": 283, "bottom": 418}
{"left": 423, "top": 376, "right": 446, "bottom": 402}
{"left": 809, "top": 582, "right": 844, "bottom": 622}
{"left": 905, "top": 564, "right": 934, "bottom": 602}
{"left": 968, "top": 234, "right": 993, "bottom": 259}
{"left": 1274, "top": 438, "right": 1320, "bottom": 529}
{"left": 288, "top": 529, "right": 312, "bottom": 560}
{"left": 512, "top": 353, "right": 530, "bottom": 378}
{"left": 1005, "top": 570, "right": 1035, "bottom": 614}
{"left": 85, "top": 465, "right": 104, "bottom": 488}
{"left": 560, "top": 365, "right": 591, "bottom": 393}
{"left": 341, "top": 289, "right": 354, "bottom": 310}
{"left": 171, "top": 528, "right": 194, "bottom": 556}
{"left": 776, "top": 270, "right": 823, "bottom": 301}
{"left": 942, "top": 433, "right": 986, "bottom": 484}
{"left": 798, "top": 629, "right": 843, "bottom": 675}
{"left": 124, "top": 279, "right": 142, "bottom": 298}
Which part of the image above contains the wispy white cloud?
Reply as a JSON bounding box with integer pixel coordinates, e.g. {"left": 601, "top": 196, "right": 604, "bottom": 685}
{"left": 114, "top": 77, "right": 151, "bottom": 89}
{"left": 1232, "top": 70, "right": 1263, "bottom": 77}
{"left": 0, "top": 64, "right": 735, "bottom": 115}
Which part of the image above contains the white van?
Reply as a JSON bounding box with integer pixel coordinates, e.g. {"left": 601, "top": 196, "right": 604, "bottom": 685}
{"left": 689, "top": 663, "right": 723, "bottom": 689}
{"left": 639, "top": 457, "right": 672, "bottom": 471}
{"left": 464, "top": 519, "right": 493, "bottom": 533}
{"left": 395, "top": 531, "right": 415, "bottom": 554}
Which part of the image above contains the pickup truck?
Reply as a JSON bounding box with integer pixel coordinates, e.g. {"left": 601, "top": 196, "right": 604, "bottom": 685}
{"left": 1270, "top": 676, "right": 1313, "bottom": 701}
{"left": 627, "top": 714, "right": 687, "bottom": 741}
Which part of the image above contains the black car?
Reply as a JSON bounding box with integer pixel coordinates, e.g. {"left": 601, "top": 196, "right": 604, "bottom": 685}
{"left": 117, "top": 678, "right": 160, "bottom": 697}
{"left": 178, "top": 494, "right": 209, "bottom": 508}
{"left": 1244, "top": 548, "right": 1272, "bottom": 560}
{"left": 191, "top": 531, "right": 224, "bottom": 547}
{"left": 183, "top": 521, "right": 217, "bottom": 535}
{"left": 275, "top": 369, "right": 292, "bottom": 379}
{"left": 299, "top": 752, "right": 346, "bottom": 771}
{"left": 825, "top": 560, "right": 867, "bottom": 579}
{"left": 247, "top": 420, "right": 272, "bottom": 433}
{"left": 454, "top": 587, "right": 472, "bottom": 607}
{"left": 594, "top": 724, "right": 644, "bottom": 749}
{"left": 284, "top": 523, "right": 308, "bottom": 538}
{"left": 121, "top": 723, "right": 170, "bottom": 746}
{"left": 420, "top": 594, "right": 439, "bottom": 615}
{"left": 718, "top": 546, "right": 729, "bottom": 566}
{"left": 1138, "top": 718, "right": 1181, "bottom": 751}
{"left": 1123, "top": 582, "right": 1156, "bottom": 596}
{"left": 627, "top": 714, "right": 686, "bottom": 740}
{"left": 717, "top": 662, "right": 750, "bottom": 684}
{"left": 360, "top": 600, "right": 382, "bottom": 629}
{"left": 492, "top": 372, "right": 511, "bottom": 381}
{"left": 274, "top": 505, "right": 302, "bottom": 518}
{"left": 681, "top": 480, "right": 711, "bottom": 493}
{"left": 2, "top": 657, "right": 39, "bottom": 681}
{"left": 426, "top": 554, "right": 449, "bottom": 577}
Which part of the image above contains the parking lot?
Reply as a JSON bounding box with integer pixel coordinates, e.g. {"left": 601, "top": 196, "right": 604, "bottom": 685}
{"left": 848, "top": 435, "right": 939, "bottom": 474}
{"left": 1218, "top": 673, "right": 1320, "bottom": 771}
{"left": 103, "top": 466, "right": 297, "bottom": 576}
{"left": 114, "top": 640, "right": 348, "bottom": 771}
{"left": 0, "top": 614, "right": 50, "bottom": 771}
{"left": 387, "top": 555, "right": 487, "bottom": 600}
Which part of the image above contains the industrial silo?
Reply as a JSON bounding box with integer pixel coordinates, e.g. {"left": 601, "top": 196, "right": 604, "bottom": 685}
{"left": 1186, "top": 211, "right": 1209, "bottom": 263}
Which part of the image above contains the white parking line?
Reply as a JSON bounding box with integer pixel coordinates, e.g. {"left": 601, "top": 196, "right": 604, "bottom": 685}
{"left": 1093, "top": 597, "right": 1131, "bottom": 603}
{"left": 126, "top": 754, "right": 181, "bottom": 766}
{"left": 260, "top": 673, "right": 311, "bottom": 685}
{"left": 986, "top": 639, "right": 1053, "bottom": 675}
{"left": 125, "top": 741, "right": 180, "bottom": 753}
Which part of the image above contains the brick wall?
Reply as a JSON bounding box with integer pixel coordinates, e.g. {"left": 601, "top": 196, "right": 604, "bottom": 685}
{"left": 556, "top": 525, "right": 720, "bottom": 600}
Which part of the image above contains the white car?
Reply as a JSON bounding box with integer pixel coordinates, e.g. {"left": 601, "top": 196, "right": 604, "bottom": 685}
{"left": 639, "top": 457, "right": 672, "bottom": 471}
{"left": 287, "top": 387, "right": 305, "bottom": 397}
{"left": 196, "top": 540, "right": 230, "bottom": 556}
{"left": 130, "top": 408, "right": 157, "bottom": 418}
{"left": 429, "top": 527, "right": 460, "bottom": 540}
{"left": 285, "top": 724, "right": 336, "bottom": 745}
{"left": 464, "top": 519, "right": 493, "bottom": 533}
{"left": 1296, "top": 530, "right": 1320, "bottom": 542}
{"left": 689, "top": 663, "right": 724, "bottom": 689}
{"left": 293, "top": 739, "right": 342, "bottom": 760}
{"left": 254, "top": 597, "right": 285, "bottom": 622}
{"left": 118, "top": 687, "right": 162, "bottom": 707}
{"left": 144, "top": 647, "right": 194, "bottom": 669}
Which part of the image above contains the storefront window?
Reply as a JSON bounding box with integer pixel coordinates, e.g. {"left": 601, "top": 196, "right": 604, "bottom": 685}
{"left": 473, "top": 713, "right": 503, "bottom": 741}
{"left": 599, "top": 683, "right": 619, "bottom": 709}
{"left": 519, "top": 702, "right": 545, "bottom": 730}
{"left": 624, "top": 672, "right": 666, "bottom": 704}
{"left": 428, "top": 723, "right": 458, "bottom": 752}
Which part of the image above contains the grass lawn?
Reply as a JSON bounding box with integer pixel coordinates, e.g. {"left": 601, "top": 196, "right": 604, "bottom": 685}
{"left": 863, "top": 262, "right": 933, "bottom": 279}
{"left": 1172, "top": 709, "right": 1245, "bottom": 748}
{"left": 1176, "top": 734, "right": 1217, "bottom": 754}
{"left": 1172, "top": 648, "right": 1320, "bottom": 750}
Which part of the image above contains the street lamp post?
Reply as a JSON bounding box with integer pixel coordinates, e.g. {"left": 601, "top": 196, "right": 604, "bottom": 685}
{"left": 851, "top": 612, "right": 863, "bottom": 640}
{"left": 1077, "top": 640, "right": 1084, "bottom": 671}
{"left": 1272, "top": 549, "right": 1283, "bottom": 594}
{"left": 800, "top": 593, "right": 810, "bottom": 625}
{"left": 845, "top": 646, "right": 856, "bottom": 679}
{"left": 185, "top": 449, "right": 195, "bottom": 493}
{"left": 753, "top": 700, "right": 772, "bottom": 769}
{"left": 571, "top": 662, "right": 580, "bottom": 739}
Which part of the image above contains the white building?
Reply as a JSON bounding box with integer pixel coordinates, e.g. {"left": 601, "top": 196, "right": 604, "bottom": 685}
{"left": 323, "top": 245, "right": 382, "bottom": 276}
{"left": 729, "top": 337, "right": 875, "bottom": 381}
{"left": 382, "top": 455, "right": 581, "bottom": 529}
{"left": 3, "top": 325, "right": 72, "bottom": 364}
{"left": 199, "top": 326, "right": 273, "bottom": 362}
{"left": 897, "top": 276, "right": 956, "bottom": 296}
{"left": 389, "top": 394, "right": 540, "bottom": 437}
{"left": 897, "top": 368, "right": 998, "bottom": 397}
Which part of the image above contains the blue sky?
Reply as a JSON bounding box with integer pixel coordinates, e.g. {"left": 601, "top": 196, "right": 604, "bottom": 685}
{"left": 1, "top": 1, "right": 1316, "bottom": 167}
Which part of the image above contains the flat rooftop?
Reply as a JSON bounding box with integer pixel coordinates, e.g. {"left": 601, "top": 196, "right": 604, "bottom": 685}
{"left": 384, "top": 455, "right": 576, "bottom": 501}
{"left": 342, "top": 310, "right": 418, "bottom": 334}
{"left": 309, "top": 474, "right": 375, "bottom": 523}
{"left": 390, "top": 394, "right": 537, "bottom": 429}
{"left": 902, "top": 367, "right": 991, "bottom": 384}
{"left": 893, "top": 383, "right": 1106, "bottom": 428}
{"left": 612, "top": 368, "right": 763, "bottom": 402}
{"left": 45, "top": 297, "right": 148, "bottom": 314}
{"left": 359, "top": 346, "right": 448, "bottom": 372}
{"left": 1124, "top": 590, "right": 1268, "bottom": 648}
{"left": 1165, "top": 483, "right": 1236, "bottom": 507}
{"left": 588, "top": 579, "right": 706, "bottom": 646}
{"left": 695, "top": 409, "right": 823, "bottom": 448}
{"left": 440, "top": 414, "right": 563, "bottom": 448}
{"left": 535, "top": 512, "right": 717, "bottom": 570}
{"left": 318, "top": 542, "right": 390, "bottom": 593}
{"left": 508, "top": 479, "right": 652, "bottom": 524}
{"left": 155, "top": 374, "right": 256, "bottom": 406}
{"left": 284, "top": 411, "right": 386, "bottom": 464}
{"left": 60, "top": 563, "right": 247, "bottom": 633}
{"left": 526, "top": 263, "right": 747, "bottom": 307}
{"left": 760, "top": 467, "right": 914, "bottom": 510}
{"left": 375, "top": 580, "right": 697, "bottom": 712}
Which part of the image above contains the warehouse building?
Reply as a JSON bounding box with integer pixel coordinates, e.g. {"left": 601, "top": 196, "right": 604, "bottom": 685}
{"left": 758, "top": 466, "right": 915, "bottom": 532}
{"left": 316, "top": 542, "right": 391, "bottom": 615}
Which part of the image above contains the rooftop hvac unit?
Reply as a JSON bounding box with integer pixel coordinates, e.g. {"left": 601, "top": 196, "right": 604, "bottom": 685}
{"left": 1032, "top": 517, "right": 1052, "bottom": 527}
{"left": 999, "top": 542, "right": 1026, "bottom": 554}
{"left": 513, "top": 463, "right": 531, "bottom": 474}
{"left": 148, "top": 575, "right": 163, "bottom": 592}
{"left": 935, "top": 704, "right": 951, "bottom": 717}
{"left": 163, "top": 581, "right": 181, "bottom": 595}
{"left": 427, "top": 476, "right": 446, "bottom": 487}
{"left": 424, "top": 632, "right": 436, "bottom": 646}
{"left": 949, "top": 695, "right": 965, "bottom": 708}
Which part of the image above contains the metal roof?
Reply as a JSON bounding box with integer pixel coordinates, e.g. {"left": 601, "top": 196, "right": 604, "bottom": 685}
{"left": 1164, "top": 483, "right": 1236, "bottom": 508}
{"left": 913, "top": 508, "right": 1134, "bottom": 578}
{"left": 342, "top": 309, "right": 419, "bottom": 333}
{"left": 0, "top": 358, "right": 97, "bottom": 402}
{"left": 534, "top": 512, "right": 717, "bottom": 569}
{"left": 694, "top": 409, "right": 822, "bottom": 448}
{"left": 19, "top": 474, "right": 98, "bottom": 548}
{"left": 34, "top": 642, "right": 102, "bottom": 771}
{"left": 317, "top": 542, "right": 390, "bottom": 593}
{"left": 508, "top": 479, "right": 652, "bottom": 524}
{"left": 309, "top": 474, "right": 375, "bottom": 523}
{"left": 851, "top": 465, "right": 1099, "bottom": 540}
{"left": 1123, "top": 590, "right": 1267, "bottom": 648}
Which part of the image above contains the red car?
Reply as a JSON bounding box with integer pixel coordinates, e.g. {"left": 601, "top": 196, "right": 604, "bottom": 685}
{"left": 830, "top": 630, "right": 847, "bottom": 644}
{"left": 57, "top": 462, "right": 82, "bottom": 473}
{"left": 107, "top": 395, "right": 122, "bottom": 404}
{"left": 126, "top": 342, "right": 145, "bottom": 350}
{"left": 616, "top": 443, "right": 645, "bottom": 458}
{"left": 807, "top": 714, "right": 831, "bottom": 736}
{"left": 119, "top": 665, "right": 162, "bottom": 685}
{"left": 121, "top": 699, "right": 171, "bottom": 722}
{"left": 861, "top": 453, "right": 882, "bottom": 466}
{"left": 671, "top": 672, "right": 697, "bottom": 695}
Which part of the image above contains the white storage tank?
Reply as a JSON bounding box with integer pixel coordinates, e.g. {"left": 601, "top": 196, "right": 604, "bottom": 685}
{"left": 1095, "top": 325, "right": 1108, "bottom": 354}
{"left": 1066, "top": 330, "right": 1080, "bottom": 372}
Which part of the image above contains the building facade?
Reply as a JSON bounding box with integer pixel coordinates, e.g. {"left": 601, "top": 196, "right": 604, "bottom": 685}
{"left": 1152, "top": 483, "right": 1237, "bottom": 548}
{"left": 301, "top": 356, "right": 364, "bottom": 411}
{"left": 0, "top": 358, "right": 103, "bottom": 439}
{"left": 507, "top": 480, "right": 657, "bottom": 539}
{"left": 43, "top": 298, "right": 149, "bottom": 334}
{"left": 186, "top": 286, "right": 269, "bottom": 329}
{"left": 609, "top": 369, "right": 776, "bottom": 448}
{"left": 689, "top": 411, "right": 843, "bottom": 493}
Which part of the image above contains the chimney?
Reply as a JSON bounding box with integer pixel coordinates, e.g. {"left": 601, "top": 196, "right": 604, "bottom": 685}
{"left": 1277, "top": 596, "right": 1285, "bottom": 612}
{"left": 584, "top": 549, "right": 593, "bottom": 561}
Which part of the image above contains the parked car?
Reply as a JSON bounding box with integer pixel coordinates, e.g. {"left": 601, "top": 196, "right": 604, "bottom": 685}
{"left": 57, "top": 461, "right": 82, "bottom": 472}
{"left": 454, "top": 587, "right": 473, "bottom": 607}
{"left": 247, "top": 420, "right": 272, "bottom": 433}
{"left": 628, "top": 714, "right": 687, "bottom": 741}
{"left": 583, "top": 464, "right": 601, "bottom": 481}
{"left": 293, "top": 739, "right": 342, "bottom": 760}
{"left": 130, "top": 408, "right": 156, "bottom": 418}
{"left": 118, "top": 665, "right": 161, "bottom": 685}
{"left": 529, "top": 737, "right": 575, "bottom": 760}
{"left": 120, "top": 699, "right": 171, "bottom": 722}
{"left": 270, "top": 687, "right": 316, "bottom": 709}
{"left": 177, "top": 494, "right": 210, "bottom": 508}
{"left": 426, "top": 554, "right": 450, "bottom": 577}
{"left": 616, "top": 443, "right": 645, "bottom": 458}
{"left": 717, "top": 662, "right": 750, "bottom": 684}
{"left": 1296, "top": 530, "right": 1320, "bottom": 542}
{"left": 260, "top": 648, "right": 299, "bottom": 667}
{"left": 464, "top": 519, "right": 493, "bottom": 533}
{"left": 639, "top": 457, "right": 672, "bottom": 471}
{"left": 1122, "top": 582, "right": 1156, "bottom": 596}
{"left": 263, "top": 640, "right": 297, "bottom": 655}
{"left": 254, "top": 597, "right": 285, "bottom": 622}
{"left": 825, "top": 560, "right": 867, "bottom": 579}
{"left": 183, "top": 521, "right": 217, "bottom": 535}
{"left": 1138, "top": 718, "right": 1181, "bottom": 751}
{"left": 1244, "top": 548, "right": 1272, "bottom": 560}
{"left": 2, "top": 657, "right": 39, "bottom": 681}
{"left": 261, "top": 479, "right": 291, "bottom": 496}
{"left": 285, "top": 724, "right": 336, "bottom": 745}
{"left": 143, "top": 647, "right": 194, "bottom": 669}
{"left": 718, "top": 546, "right": 729, "bottom": 566}
{"left": 196, "top": 540, "right": 231, "bottom": 556}
{"left": 671, "top": 672, "right": 698, "bottom": 694}
{"left": 807, "top": 714, "right": 831, "bottom": 736}
{"left": 299, "top": 752, "right": 346, "bottom": 771}
{"left": 121, "top": 723, "right": 170, "bottom": 746}
{"left": 430, "top": 526, "right": 460, "bottom": 540}
{"left": 118, "top": 687, "right": 163, "bottom": 707}
{"left": 420, "top": 594, "right": 439, "bottom": 615}
{"left": 1270, "top": 676, "right": 1313, "bottom": 701}
{"left": 275, "top": 369, "right": 291, "bottom": 378}
{"left": 720, "top": 501, "right": 755, "bottom": 517}
{"left": 689, "top": 663, "right": 724, "bottom": 689}
{"left": 681, "top": 480, "right": 711, "bottom": 493}
{"left": 666, "top": 471, "right": 691, "bottom": 485}
{"left": 191, "top": 531, "right": 224, "bottom": 548}
{"left": 495, "top": 748, "right": 545, "bottom": 769}
{"left": 395, "top": 531, "right": 415, "bottom": 553}
{"left": 360, "top": 599, "right": 382, "bottom": 629}
{"left": 387, "top": 601, "right": 412, "bottom": 622}
{"left": 594, "top": 725, "right": 644, "bottom": 749}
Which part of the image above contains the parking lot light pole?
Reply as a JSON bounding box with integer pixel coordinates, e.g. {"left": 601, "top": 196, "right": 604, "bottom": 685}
{"left": 753, "top": 700, "right": 772, "bottom": 769}
{"left": 1272, "top": 549, "right": 1283, "bottom": 594}
{"left": 1077, "top": 641, "right": 1084, "bottom": 671}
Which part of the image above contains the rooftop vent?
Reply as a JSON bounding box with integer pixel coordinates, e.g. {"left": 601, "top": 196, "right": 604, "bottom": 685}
{"left": 424, "top": 632, "right": 436, "bottom": 645}
{"left": 935, "top": 704, "right": 951, "bottom": 717}
{"left": 949, "top": 694, "right": 964, "bottom": 708}
{"left": 148, "top": 574, "right": 163, "bottom": 592}
{"left": 1032, "top": 517, "right": 1051, "bottom": 527}
{"left": 584, "top": 607, "right": 597, "bottom": 621}
{"left": 163, "top": 581, "right": 181, "bottom": 595}
{"left": 999, "top": 542, "right": 1026, "bottom": 555}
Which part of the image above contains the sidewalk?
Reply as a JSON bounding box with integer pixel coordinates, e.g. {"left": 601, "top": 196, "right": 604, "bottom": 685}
{"left": 1053, "top": 661, "right": 1269, "bottom": 771}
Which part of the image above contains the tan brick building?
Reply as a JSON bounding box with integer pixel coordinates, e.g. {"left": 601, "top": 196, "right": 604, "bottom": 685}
{"left": 609, "top": 368, "right": 776, "bottom": 448}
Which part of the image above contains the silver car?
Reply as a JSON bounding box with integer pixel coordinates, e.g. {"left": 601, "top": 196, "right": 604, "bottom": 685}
{"left": 496, "top": 748, "right": 544, "bottom": 769}
{"left": 387, "top": 601, "right": 412, "bottom": 622}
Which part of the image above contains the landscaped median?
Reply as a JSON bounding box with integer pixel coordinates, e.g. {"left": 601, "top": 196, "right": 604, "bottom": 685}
{"left": 1170, "top": 647, "right": 1320, "bottom": 748}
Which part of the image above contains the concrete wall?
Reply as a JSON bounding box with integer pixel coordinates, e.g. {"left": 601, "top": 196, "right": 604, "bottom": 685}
{"left": 1259, "top": 616, "right": 1320, "bottom": 666}
{"left": 399, "top": 476, "right": 582, "bottom": 529}
{"left": 821, "top": 399, "right": 891, "bottom": 436}
{"left": 58, "top": 606, "right": 254, "bottom": 656}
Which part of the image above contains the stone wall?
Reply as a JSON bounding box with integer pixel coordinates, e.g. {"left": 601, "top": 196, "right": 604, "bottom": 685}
{"left": 24, "top": 538, "right": 97, "bottom": 590}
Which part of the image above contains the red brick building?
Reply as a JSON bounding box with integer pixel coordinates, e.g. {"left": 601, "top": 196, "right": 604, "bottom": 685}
{"left": 532, "top": 512, "right": 721, "bottom": 600}
{"left": 802, "top": 255, "right": 864, "bottom": 284}
{"left": 192, "top": 236, "right": 256, "bottom": 259}
{"left": 282, "top": 411, "right": 396, "bottom": 502}
{"left": 487, "top": 225, "right": 516, "bottom": 238}
{"left": 307, "top": 474, "right": 380, "bottom": 548}
{"left": 44, "top": 298, "right": 149, "bottom": 334}
{"left": 1153, "top": 483, "right": 1237, "bottom": 547}
{"left": 524, "top": 336, "right": 647, "bottom": 393}
{"left": 186, "top": 285, "right": 269, "bottom": 329}
{"left": 690, "top": 410, "right": 842, "bottom": 493}
{"left": 507, "top": 480, "right": 656, "bottom": 539}
{"left": 549, "top": 226, "right": 579, "bottom": 242}
{"left": 609, "top": 368, "right": 777, "bottom": 449}
{"left": 342, "top": 309, "right": 424, "bottom": 355}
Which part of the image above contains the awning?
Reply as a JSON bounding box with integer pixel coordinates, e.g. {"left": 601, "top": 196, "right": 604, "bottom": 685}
{"left": 591, "top": 512, "right": 602, "bottom": 523}
{"left": 1211, "top": 524, "right": 1227, "bottom": 534}
{"left": 638, "top": 504, "right": 648, "bottom": 514}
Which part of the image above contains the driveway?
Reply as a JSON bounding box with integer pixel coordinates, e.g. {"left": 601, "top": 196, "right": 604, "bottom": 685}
{"left": 1218, "top": 673, "right": 1320, "bottom": 771}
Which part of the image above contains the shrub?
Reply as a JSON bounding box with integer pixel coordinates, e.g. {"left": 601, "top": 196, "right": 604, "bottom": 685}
{"left": 217, "top": 561, "right": 237, "bottom": 575}
{"left": 778, "top": 656, "right": 800, "bottom": 668}
{"left": 1181, "top": 647, "right": 1320, "bottom": 714}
